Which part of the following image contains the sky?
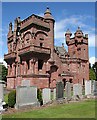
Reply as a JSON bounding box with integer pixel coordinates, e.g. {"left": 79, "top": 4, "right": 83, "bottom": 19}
{"left": 0, "top": 2, "right": 96, "bottom": 67}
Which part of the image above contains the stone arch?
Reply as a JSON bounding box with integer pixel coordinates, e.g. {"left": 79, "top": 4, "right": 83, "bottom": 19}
{"left": 23, "top": 31, "right": 32, "bottom": 45}
{"left": 23, "top": 31, "right": 32, "bottom": 39}
{"left": 35, "top": 31, "right": 48, "bottom": 37}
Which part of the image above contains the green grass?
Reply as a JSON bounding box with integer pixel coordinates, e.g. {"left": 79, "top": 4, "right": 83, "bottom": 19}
{"left": 3, "top": 99, "right": 96, "bottom": 118}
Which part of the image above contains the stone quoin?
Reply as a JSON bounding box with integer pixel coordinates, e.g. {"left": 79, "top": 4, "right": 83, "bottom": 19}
{"left": 4, "top": 7, "right": 89, "bottom": 89}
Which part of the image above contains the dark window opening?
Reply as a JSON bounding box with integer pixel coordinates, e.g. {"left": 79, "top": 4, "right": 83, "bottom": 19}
{"left": 26, "top": 38, "right": 29, "bottom": 43}
{"left": 69, "top": 79, "right": 72, "bottom": 83}
{"left": 63, "top": 79, "right": 66, "bottom": 88}
{"left": 38, "top": 60, "right": 43, "bottom": 71}
{"left": 77, "top": 48, "right": 81, "bottom": 51}
{"left": 26, "top": 60, "right": 30, "bottom": 70}
{"left": 10, "top": 64, "right": 12, "bottom": 68}
{"left": 83, "top": 78, "right": 85, "bottom": 85}
{"left": 40, "top": 38, "right": 44, "bottom": 40}
{"left": 15, "top": 65, "right": 16, "bottom": 75}
{"left": 40, "top": 43, "right": 43, "bottom": 47}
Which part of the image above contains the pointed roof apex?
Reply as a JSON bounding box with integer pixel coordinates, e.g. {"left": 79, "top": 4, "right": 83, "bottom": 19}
{"left": 76, "top": 26, "right": 83, "bottom": 32}
{"left": 78, "top": 26, "right": 80, "bottom": 30}
{"left": 44, "top": 7, "right": 54, "bottom": 21}
{"left": 65, "top": 28, "right": 72, "bottom": 36}
{"left": 66, "top": 28, "right": 71, "bottom": 33}
{"left": 44, "top": 7, "right": 51, "bottom": 15}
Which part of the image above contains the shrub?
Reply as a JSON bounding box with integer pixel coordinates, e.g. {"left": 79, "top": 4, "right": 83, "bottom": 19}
{"left": 37, "top": 89, "right": 43, "bottom": 105}
{"left": 8, "top": 90, "right": 16, "bottom": 108}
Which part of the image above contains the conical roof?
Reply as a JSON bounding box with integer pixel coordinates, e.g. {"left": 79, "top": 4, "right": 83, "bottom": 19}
{"left": 74, "top": 27, "right": 83, "bottom": 38}
{"left": 65, "top": 29, "right": 72, "bottom": 36}
{"left": 44, "top": 7, "right": 54, "bottom": 20}
{"left": 75, "top": 27, "right": 83, "bottom": 34}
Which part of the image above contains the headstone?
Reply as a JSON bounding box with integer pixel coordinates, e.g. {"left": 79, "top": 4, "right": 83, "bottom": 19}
{"left": 21, "top": 80, "right": 30, "bottom": 86}
{"left": 85, "top": 80, "right": 91, "bottom": 95}
{"left": 0, "top": 83, "right": 3, "bottom": 101}
{"left": 56, "top": 81, "right": 64, "bottom": 100}
{"left": 0, "top": 82, "right": 5, "bottom": 113}
{"left": 42, "top": 88, "right": 51, "bottom": 104}
{"left": 53, "top": 88, "right": 56, "bottom": 100}
{"left": 65, "top": 82, "right": 71, "bottom": 100}
{"left": 73, "top": 84, "right": 82, "bottom": 97}
{"left": 93, "top": 81, "right": 97, "bottom": 96}
{"left": 15, "top": 86, "right": 38, "bottom": 109}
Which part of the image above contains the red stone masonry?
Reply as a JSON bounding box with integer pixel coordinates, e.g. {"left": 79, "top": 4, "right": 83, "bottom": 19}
{"left": 4, "top": 8, "right": 89, "bottom": 89}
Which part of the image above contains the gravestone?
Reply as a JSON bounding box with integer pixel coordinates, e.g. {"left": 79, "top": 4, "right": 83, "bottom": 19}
{"left": 0, "top": 82, "right": 5, "bottom": 113}
{"left": 73, "top": 84, "right": 82, "bottom": 98}
{"left": 56, "top": 81, "right": 64, "bottom": 100}
{"left": 85, "top": 80, "right": 91, "bottom": 95}
{"left": 53, "top": 88, "right": 56, "bottom": 100}
{"left": 0, "top": 99, "right": 3, "bottom": 114}
{"left": 91, "top": 80, "right": 94, "bottom": 95}
{"left": 93, "top": 81, "right": 97, "bottom": 96}
{"left": 21, "top": 80, "right": 30, "bottom": 86}
{"left": 42, "top": 88, "right": 51, "bottom": 104}
{"left": 65, "top": 82, "right": 71, "bottom": 100}
{"left": 0, "top": 83, "right": 3, "bottom": 102}
{"left": 15, "top": 86, "right": 38, "bottom": 109}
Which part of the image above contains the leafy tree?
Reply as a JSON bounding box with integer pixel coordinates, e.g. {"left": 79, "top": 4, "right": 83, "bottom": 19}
{"left": 92, "top": 62, "right": 97, "bottom": 80}
{"left": 0, "top": 64, "right": 8, "bottom": 82}
{"left": 89, "top": 68, "right": 96, "bottom": 80}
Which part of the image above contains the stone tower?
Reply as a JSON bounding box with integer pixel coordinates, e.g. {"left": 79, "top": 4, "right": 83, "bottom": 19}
{"left": 65, "top": 27, "right": 88, "bottom": 60}
{"left": 65, "top": 27, "right": 89, "bottom": 84}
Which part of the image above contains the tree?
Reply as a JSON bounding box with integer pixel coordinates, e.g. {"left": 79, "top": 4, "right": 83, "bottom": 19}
{"left": 89, "top": 68, "right": 96, "bottom": 80}
{"left": 0, "top": 64, "right": 8, "bottom": 82}
{"left": 92, "top": 62, "right": 97, "bottom": 80}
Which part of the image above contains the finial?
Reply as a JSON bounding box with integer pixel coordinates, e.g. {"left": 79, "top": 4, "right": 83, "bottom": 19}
{"left": 47, "top": 6, "right": 49, "bottom": 10}
{"left": 9, "top": 22, "right": 12, "bottom": 31}
{"left": 66, "top": 28, "right": 72, "bottom": 34}
{"left": 78, "top": 26, "right": 80, "bottom": 30}
{"left": 44, "top": 6, "right": 51, "bottom": 15}
{"left": 66, "top": 28, "right": 70, "bottom": 32}
{"left": 62, "top": 43, "right": 64, "bottom": 47}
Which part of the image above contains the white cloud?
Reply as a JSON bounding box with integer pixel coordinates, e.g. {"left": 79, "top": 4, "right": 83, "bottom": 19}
{"left": 54, "top": 15, "right": 95, "bottom": 47}
{"left": 89, "top": 57, "right": 97, "bottom": 66}
{"left": 0, "top": 58, "right": 7, "bottom": 68}
{"left": 88, "top": 34, "right": 96, "bottom": 47}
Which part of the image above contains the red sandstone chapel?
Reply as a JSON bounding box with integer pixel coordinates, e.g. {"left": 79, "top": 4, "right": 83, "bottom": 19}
{"left": 4, "top": 8, "right": 89, "bottom": 89}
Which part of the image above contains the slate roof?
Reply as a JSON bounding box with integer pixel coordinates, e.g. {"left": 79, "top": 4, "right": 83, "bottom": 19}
{"left": 54, "top": 46, "right": 68, "bottom": 58}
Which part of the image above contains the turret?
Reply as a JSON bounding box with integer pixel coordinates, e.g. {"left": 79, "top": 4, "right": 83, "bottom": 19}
{"left": 7, "top": 22, "right": 13, "bottom": 38}
{"left": 44, "top": 7, "right": 55, "bottom": 62}
{"left": 44, "top": 7, "right": 55, "bottom": 22}
{"left": 9, "top": 22, "right": 12, "bottom": 32}
{"left": 74, "top": 27, "right": 83, "bottom": 38}
{"left": 14, "top": 17, "right": 21, "bottom": 32}
{"left": 65, "top": 29, "right": 72, "bottom": 45}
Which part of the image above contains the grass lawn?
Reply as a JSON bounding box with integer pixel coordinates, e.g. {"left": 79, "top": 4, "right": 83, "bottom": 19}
{"left": 3, "top": 99, "right": 96, "bottom": 119}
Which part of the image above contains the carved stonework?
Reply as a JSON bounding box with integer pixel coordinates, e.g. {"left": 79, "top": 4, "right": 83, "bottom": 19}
{"left": 13, "top": 43, "right": 16, "bottom": 51}
{"left": 4, "top": 8, "right": 89, "bottom": 89}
